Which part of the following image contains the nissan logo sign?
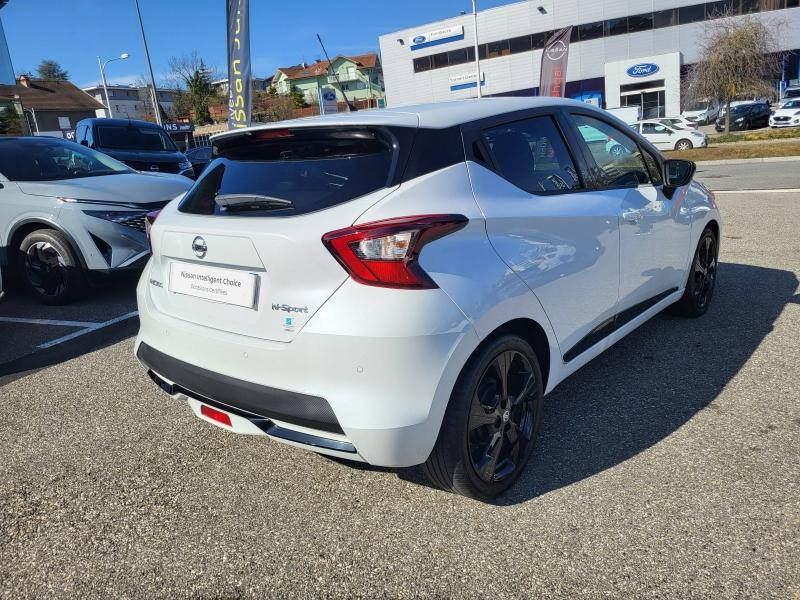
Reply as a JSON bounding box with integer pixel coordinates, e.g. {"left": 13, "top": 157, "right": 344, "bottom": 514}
{"left": 192, "top": 236, "right": 207, "bottom": 258}
{"left": 626, "top": 63, "right": 660, "bottom": 78}
{"left": 149, "top": 165, "right": 159, "bottom": 171}
{"left": 412, "top": 35, "right": 426, "bottom": 44}
{"left": 544, "top": 40, "right": 568, "bottom": 61}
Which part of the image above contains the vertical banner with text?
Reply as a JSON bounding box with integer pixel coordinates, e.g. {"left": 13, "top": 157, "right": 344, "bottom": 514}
{"left": 539, "top": 26, "right": 572, "bottom": 98}
{"left": 227, "top": 0, "right": 251, "bottom": 129}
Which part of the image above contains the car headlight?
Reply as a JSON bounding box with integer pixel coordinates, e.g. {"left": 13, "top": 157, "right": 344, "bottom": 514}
{"left": 734, "top": 117, "right": 745, "bottom": 122}
{"left": 179, "top": 161, "right": 192, "bottom": 170}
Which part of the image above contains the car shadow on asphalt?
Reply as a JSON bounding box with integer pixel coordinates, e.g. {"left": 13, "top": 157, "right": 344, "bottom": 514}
{"left": 396, "top": 262, "right": 798, "bottom": 505}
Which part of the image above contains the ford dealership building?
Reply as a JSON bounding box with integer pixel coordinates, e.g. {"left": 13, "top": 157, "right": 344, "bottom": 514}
{"left": 378, "top": 0, "right": 800, "bottom": 117}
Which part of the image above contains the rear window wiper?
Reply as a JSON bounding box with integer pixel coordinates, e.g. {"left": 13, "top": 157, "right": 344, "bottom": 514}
{"left": 215, "top": 194, "right": 294, "bottom": 212}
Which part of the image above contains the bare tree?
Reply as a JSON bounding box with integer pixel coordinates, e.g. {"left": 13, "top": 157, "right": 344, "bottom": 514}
{"left": 166, "top": 52, "right": 221, "bottom": 125}
{"left": 685, "top": 12, "right": 783, "bottom": 133}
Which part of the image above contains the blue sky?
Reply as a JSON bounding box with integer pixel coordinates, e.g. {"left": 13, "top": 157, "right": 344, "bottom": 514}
{"left": 2, "top": 0, "right": 511, "bottom": 88}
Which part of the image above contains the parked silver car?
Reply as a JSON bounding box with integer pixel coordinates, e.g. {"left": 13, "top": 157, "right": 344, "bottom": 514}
{"left": 0, "top": 137, "right": 192, "bottom": 304}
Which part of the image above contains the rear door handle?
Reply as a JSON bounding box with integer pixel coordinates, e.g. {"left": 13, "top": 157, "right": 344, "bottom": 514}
{"left": 622, "top": 211, "right": 642, "bottom": 225}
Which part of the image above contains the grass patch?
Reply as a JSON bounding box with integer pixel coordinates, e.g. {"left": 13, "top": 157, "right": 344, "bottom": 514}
{"left": 713, "top": 127, "right": 800, "bottom": 143}
{"left": 665, "top": 140, "right": 800, "bottom": 161}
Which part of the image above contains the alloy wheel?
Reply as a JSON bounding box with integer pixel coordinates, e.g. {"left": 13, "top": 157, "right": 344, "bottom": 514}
{"left": 693, "top": 234, "right": 717, "bottom": 310}
{"left": 467, "top": 350, "right": 537, "bottom": 483}
{"left": 24, "top": 241, "right": 68, "bottom": 299}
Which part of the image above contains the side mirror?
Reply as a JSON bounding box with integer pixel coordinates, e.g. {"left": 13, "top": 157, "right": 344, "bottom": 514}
{"left": 663, "top": 159, "right": 695, "bottom": 190}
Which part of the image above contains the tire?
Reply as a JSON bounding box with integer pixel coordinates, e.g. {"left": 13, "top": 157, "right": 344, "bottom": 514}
{"left": 424, "top": 335, "right": 544, "bottom": 501}
{"left": 675, "top": 139, "right": 693, "bottom": 151}
{"left": 670, "top": 228, "right": 718, "bottom": 318}
{"left": 743, "top": 120, "right": 751, "bottom": 130}
{"left": 17, "top": 229, "right": 86, "bottom": 305}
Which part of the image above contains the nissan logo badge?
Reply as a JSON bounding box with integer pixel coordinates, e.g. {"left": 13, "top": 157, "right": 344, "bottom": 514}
{"left": 192, "top": 236, "right": 207, "bottom": 258}
{"left": 150, "top": 165, "right": 159, "bottom": 171}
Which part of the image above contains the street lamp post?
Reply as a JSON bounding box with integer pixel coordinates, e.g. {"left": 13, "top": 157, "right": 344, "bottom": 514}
{"left": 472, "top": 0, "right": 481, "bottom": 98}
{"left": 97, "top": 52, "right": 129, "bottom": 118}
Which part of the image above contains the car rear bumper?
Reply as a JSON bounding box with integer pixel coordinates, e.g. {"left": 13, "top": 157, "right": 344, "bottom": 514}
{"left": 135, "top": 264, "right": 479, "bottom": 467}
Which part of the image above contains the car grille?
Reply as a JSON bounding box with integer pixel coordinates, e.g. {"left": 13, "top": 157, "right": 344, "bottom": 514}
{"left": 773, "top": 116, "right": 790, "bottom": 122}
{"left": 126, "top": 160, "right": 181, "bottom": 174}
{"left": 114, "top": 212, "right": 147, "bottom": 233}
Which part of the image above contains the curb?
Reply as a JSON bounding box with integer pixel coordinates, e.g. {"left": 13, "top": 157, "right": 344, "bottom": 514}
{"left": 695, "top": 156, "right": 800, "bottom": 166}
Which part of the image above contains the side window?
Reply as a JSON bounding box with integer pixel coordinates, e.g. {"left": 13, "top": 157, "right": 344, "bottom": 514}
{"left": 572, "top": 114, "right": 651, "bottom": 189}
{"left": 641, "top": 148, "right": 663, "bottom": 185}
{"left": 481, "top": 115, "right": 581, "bottom": 194}
{"left": 84, "top": 126, "right": 94, "bottom": 147}
{"left": 642, "top": 122, "right": 668, "bottom": 135}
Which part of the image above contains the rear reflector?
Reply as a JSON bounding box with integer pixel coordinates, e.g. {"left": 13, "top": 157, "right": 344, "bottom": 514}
{"left": 322, "top": 214, "right": 468, "bottom": 289}
{"left": 200, "top": 404, "right": 232, "bottom": 427}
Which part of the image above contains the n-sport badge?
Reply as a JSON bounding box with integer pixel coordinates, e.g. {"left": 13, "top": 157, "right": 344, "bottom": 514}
{"left": 192, "top": 236, "right": 207, "bottom": 258}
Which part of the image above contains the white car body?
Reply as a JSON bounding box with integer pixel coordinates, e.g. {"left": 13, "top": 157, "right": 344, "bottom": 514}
{"left": 769, "top": 99, "right": 800, "bottom": 128}
{"left": 136, "top": 98, "right": 720, "bottom": 492}
{"left": 0, "top": 137, "right": 193, "bottom": 303}
{"left": 631, "top": 120, "right": 708, "bottom": 150}
{"left": 681, "top": 99, "right": 720, "bottom": 125}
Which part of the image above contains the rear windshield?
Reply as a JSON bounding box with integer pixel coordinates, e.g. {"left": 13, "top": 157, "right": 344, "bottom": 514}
{"left": 97, "top": 125, "right": 177, "bottom": 151}
{"left": 785, "top": 89, "right": 800, "bottom": 98}
{"left": 179, "top": 127, "right": 400, "bottom": 217}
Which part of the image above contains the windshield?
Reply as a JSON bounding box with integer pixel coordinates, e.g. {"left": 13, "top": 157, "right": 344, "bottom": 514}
{"left": 0, "top": 138, "right": 132, "bottom": 181}
{"left": 96, "top": 124, "right": 178, "bottom": 151}
{"left": 782, "top": 100, "right": 800, "bottom": 109}
{"left": 731, "top": 105, "right": 753, "bottom": 114}
{"left": 785, "top": 89, "right": 800, "bottom": 99}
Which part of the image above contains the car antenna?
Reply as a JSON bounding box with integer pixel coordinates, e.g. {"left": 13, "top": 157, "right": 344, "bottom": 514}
{"left": 316, "top": 33, "right": 357, "bottom": 112}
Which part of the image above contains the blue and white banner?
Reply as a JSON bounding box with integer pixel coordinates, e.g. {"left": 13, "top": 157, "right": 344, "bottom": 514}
{"left": 227, "top": 0, "right": 251, "bottom": 129}
{"left": 409, "top": 25, "right": 464, "bottom": 51}
{"left": 449, "top": 71, "right": 485, "bottom": 92}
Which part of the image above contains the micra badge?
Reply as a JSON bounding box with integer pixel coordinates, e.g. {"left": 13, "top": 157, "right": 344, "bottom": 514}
{"left": 149, "top": 278, "right": 163, "bottom": 288}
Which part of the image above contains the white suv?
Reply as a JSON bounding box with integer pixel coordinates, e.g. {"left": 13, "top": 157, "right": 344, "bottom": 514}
{"left": 136, "top": 98, "right": 720, "bottom": 500}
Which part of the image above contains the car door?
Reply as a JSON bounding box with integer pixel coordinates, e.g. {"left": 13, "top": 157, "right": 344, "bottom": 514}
{"left": 641, "top": 122, "right": 674, "bottom": 150}
{"left": 463, "top": 110, "right": 622, "bottom": 360}
{"left": 567, "top": 111, "right": 692, "bottom": 314}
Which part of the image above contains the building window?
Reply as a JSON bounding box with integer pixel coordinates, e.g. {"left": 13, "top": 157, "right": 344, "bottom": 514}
{"left": 741, "top": 0, "right": 762, "bottom": 12}
{"left": 448, "top": 48, "right": 469, "bottom": 66}
{"left": 509, "top": 35, "right": 532, "bottom": 54}
{"left": 627, "top": 13, "right": 653, "bottom": 33}
{"left": 706, "top": 0, "right": 738, "bottom": 17}
{"left": 653, "top": 8, "right": 678, "bottom": 28}
{"left": 678, "top": 4, "right": 705, "bottom": 23}
{"left": 605, "top": 17, "right": 628, "bottom": 37}
{"left": 413, "top": 56, "right": 432, "bottom": 73}
{"left": 433, "top": 52, "right": 449, "bottom": 68}
{"left": 486, "top": 40, "right": 510, "bottom": 58}
{"left": 531, "top": 32, "right": 547, "bottom": 50}
{"left": 578, "top": 21, "right": 604, "bottom": 42}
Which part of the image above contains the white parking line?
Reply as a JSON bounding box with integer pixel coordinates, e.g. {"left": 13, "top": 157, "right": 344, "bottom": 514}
{"left": 35, "top": 311, "right": 139, "bottom": 349}
{"left": 0, "top": 316, "right": 104, "bottom": 328}
{"left": 714, "top": 188, "right": 800, "bottom": 194}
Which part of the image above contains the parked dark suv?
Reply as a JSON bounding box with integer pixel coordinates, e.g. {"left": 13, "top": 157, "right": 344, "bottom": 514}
{"left": 714, "top": 102, "right": 771, "bottom": 132}
{"left": 74, "top": 118, "right": 194, "bottom": 178}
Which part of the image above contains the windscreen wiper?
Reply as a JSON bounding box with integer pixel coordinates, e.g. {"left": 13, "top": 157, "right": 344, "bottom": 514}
{"left": 215, "top": 194, "right": 294, "bottom": 212}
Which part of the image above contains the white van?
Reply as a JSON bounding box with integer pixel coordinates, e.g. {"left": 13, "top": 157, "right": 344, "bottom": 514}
{"left": 681, "top": 98, "right": 720, "bottom": 125}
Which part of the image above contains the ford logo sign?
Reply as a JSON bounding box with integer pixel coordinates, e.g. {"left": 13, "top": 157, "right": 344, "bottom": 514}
{"left": 412, "top": 35, "right": 426, "bottom": 44}
{"left": 626, "top": 63, "right": 660, "bottom": 78}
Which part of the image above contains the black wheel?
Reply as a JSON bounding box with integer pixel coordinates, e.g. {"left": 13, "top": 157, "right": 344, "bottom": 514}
{"left": 675, "top": 138, "right": 693, "bottom": 151}
{"left": 17, "top": 229, "right": 86, "bottom": 305}
{"left": 671, "top": 228, "right": 718, "bottom": 318}
{"left": 424, "top": 335, "right": 544, "bottom": 500}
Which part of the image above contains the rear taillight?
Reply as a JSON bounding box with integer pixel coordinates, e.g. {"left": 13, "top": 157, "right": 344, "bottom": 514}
{"left": 145, "top": 210, "right": 161, "bottom": 255}
{"left": 322, "top": 214, "right": 468, "bottom": 289}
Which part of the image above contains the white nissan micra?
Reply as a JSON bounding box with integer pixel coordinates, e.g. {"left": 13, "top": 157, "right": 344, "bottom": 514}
{"left": 136, "top": 98, "right": 720, "bottom": 500}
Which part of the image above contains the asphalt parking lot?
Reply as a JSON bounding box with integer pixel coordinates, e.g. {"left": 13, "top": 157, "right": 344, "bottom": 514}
{"left": 1, "top": 182, "right": 798, "bottom": 597}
